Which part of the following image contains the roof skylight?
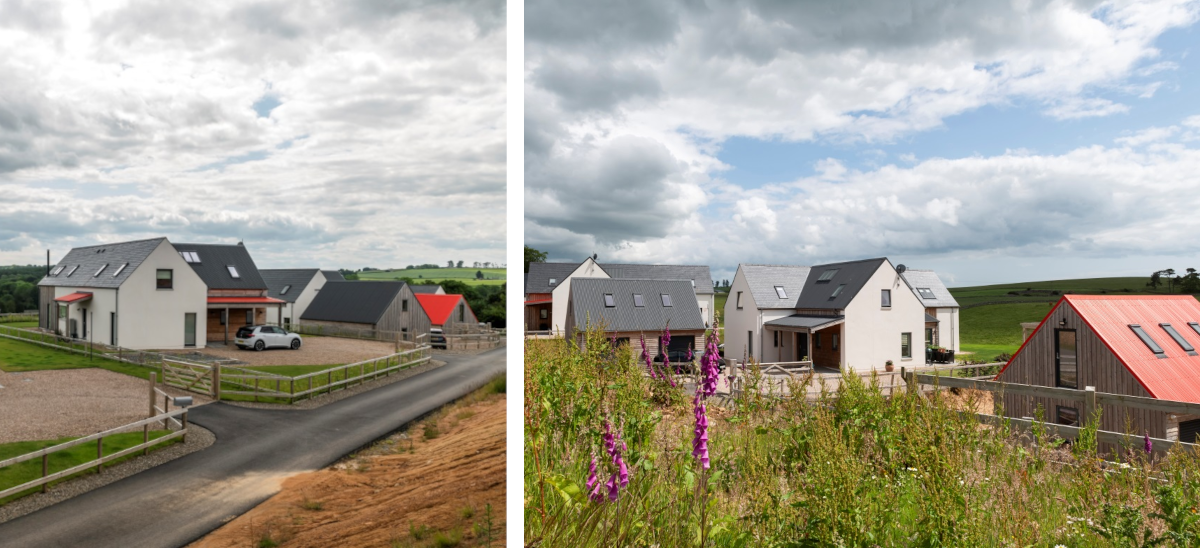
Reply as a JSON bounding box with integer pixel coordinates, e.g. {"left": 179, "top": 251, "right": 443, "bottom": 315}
{"left": 774, "top": 285, "right": 787, "bottom": 299}
{"left": 50, "top": 265, "right": 65, "bottom": 276}
{"left": 113, "top": 263, "right": 128, "bottom": 277}
{"left": 1130, "top": 324, "right": 1166, "bottom": 358}
{"left": 281, "top": 285, "right": 292, "bottom": 295}
{"left": 918, "top": 287, "right": 936, "bottom": 299}
{"left": 549, "top": 278, "right": 557, "bottom": 286}
{"left": 1160, "top": 323, "right": 1197, "bottom": 355}
{"left": 66, "top": 265, "right": 79, "bottom": 277}
{"left": 94, "top": 264, "right": 107, "bottom": 277}
{"left": 830, "top": 284, "right": 845, "bottom": 299}
{"left": 227, "top": 265, "right": 240, "bottom": 279}
{"left": 817, "top": 269, "right": 839, "bottom": 282}
{"left": 179, "top": 251, "right": 201, "bottom": 263}
{"left": 661, "top": 294, "right": 672, "bottom": 307}
{"left": 603, "top": 293, "right": 615, "bottom": 307}
{"left": 633, "top": 294, "right": 644, "bottom": 307}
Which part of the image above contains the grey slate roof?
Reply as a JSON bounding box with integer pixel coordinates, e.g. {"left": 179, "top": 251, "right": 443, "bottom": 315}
{"left": 525, "top": 260, "right": 715, "bottom": 295}
{"left": 764, "top": 314, "right": 845, "bottom": 330}
{"left": 525, "top": 261, "right": 583, "bottom": 294}
{"left": 925, "top": 313, "right": 940, "bottom": 323}
{"left": 410, "top": 285, "right": 443, "bottom": 294}
{"left": 171, "top": 243, "right": 267, "bottom": 290}
{"left": 260, "top": 269, "right": 320, "bottom": 303}
{"left": 796, "top": 258, "right": 889, "bottom": 310}
{"left": 322, "top": 270, "right": 346, "bottom": 281}
{"left": 300, "top": 281, "right": 406, "bottom": 324}
{"left": 38, "top": 237, "right": 166, "bottom": 289}
{"left": 599, "top": 263, "right": 714, "bottom": 294}
{"left": 739, "top": 265, "right": 812, "bottom": 309}
{"left": 569, "top": 278, "right": 706, "bottom": 332}
{"left": 900, "top": 269, "right": 960, "bottom": 308}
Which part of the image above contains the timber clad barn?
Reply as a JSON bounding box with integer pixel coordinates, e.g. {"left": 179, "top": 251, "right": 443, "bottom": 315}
{"left": 997, "top": 295, "right": 1200, "bottom": 443}
{"left": 301, "top": 281, "right": 428, "bottom": 336}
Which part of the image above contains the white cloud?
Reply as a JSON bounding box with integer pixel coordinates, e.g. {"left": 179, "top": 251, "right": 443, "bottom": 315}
{"left": 0, "top": 0, "right": 506, "bottom": 268}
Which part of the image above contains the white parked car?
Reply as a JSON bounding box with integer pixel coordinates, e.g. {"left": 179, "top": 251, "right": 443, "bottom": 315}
{"left": 235, "top": 325, "right": 302, "bottom": 351}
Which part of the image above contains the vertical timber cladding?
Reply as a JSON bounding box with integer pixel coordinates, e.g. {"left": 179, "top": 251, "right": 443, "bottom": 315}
{"left": 999, "top": 300, "right": 1167, "bottom": 439}
{"left": 810, "top": 323, "right": 843, "bottom": 369}
{"left": 378, "top": 284, "right": 430, "bottom": 338}
{"left": 39, "top": 286, "right": 57, "bottom": 331}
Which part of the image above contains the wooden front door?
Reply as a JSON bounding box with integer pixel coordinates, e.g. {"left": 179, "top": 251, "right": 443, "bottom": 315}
{"left": 1055, "top": 329, "right": 1077, "bottom": 389}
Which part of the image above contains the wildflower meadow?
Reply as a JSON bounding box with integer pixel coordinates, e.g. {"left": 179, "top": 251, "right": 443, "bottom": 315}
{"left": 524, "top": 325, "right": 1200, "bottom": 547}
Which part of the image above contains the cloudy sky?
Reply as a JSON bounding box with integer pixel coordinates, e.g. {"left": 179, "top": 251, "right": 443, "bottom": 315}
{"left": 525, "top": 0, "right": 1200, "bottom": 287}
{"left": 0, "top": 0, "right": 505, "bottom": 270}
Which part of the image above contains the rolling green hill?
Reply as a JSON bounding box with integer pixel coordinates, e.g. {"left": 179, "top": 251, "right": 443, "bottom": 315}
{"left": 356, "top": 267, "right": 506, "bottom": 286}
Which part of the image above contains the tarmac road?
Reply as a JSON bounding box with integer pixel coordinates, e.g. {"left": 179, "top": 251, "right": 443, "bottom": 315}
{"left": 0, "top": 347, "right": 505, "bottom": 548}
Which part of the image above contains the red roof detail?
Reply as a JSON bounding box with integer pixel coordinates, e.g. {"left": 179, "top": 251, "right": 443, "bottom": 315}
{"left": 416, "top": 294, "right": 468, "bottom": 325}
{"left": 55, "top": 292, "right": 93, "bottom": 303}
{"left": 207, "top": 297, "right": 286, "bottom": 304}
{"left": 1003, "top": 295, "right": 1200, "bottom": 403}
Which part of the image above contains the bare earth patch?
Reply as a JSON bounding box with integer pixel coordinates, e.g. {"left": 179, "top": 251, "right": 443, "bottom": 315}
{"left": 0, "top": 368, "right": 211, "bottom": 444}
{"left": 190, "top": 394, "right": 506, "bottom": 548}
{"left": 187, "top": 336, "right": 403, "bottom": 367}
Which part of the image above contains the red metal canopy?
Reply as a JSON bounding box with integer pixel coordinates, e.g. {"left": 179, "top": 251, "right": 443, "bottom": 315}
{"left": 55, "top": 292, "right": 93, "bottom": 303}
{"left": 207, "top": 297, "right": 286, "bottom": 305}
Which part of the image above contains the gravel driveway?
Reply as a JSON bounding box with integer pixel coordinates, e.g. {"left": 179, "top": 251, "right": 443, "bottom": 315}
{"left": 184, "top": 336, "right": 402, "bottom": 367}
{"left": 0, "top": 368, "right": 210, "bottom": 444}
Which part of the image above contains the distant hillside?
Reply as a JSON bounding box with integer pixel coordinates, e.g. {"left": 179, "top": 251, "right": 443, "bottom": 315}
{"left": 949, "top": 276, "right": 1182, "bottom": 308}
{"left": 356, "top": 267, "right": 505, "bottom": 286}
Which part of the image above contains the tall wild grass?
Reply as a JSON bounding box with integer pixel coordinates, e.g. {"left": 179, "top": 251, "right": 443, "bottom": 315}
{"left": 525, "top": 327, "right": 1200, "bottom": 547}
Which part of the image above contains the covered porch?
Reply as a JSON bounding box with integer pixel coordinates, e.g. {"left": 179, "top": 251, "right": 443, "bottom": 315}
{"left": 524, "top": 299, "right": 552, "bottom": 333}
{"left": 206, "top": 296, "right": 285, "bottom": 344}
{"left": 763, "top": 314, "right": 845, "bottom": 370}
{"left": 54, "top": 291, "right": 93, "bottom": 339}
{"left": 925, "top": 313, "right": 954, "bottom": 364}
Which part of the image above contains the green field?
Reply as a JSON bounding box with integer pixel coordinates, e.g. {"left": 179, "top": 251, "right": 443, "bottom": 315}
{"left": 0, "top": 337, "right": 156, "bottom": 379}
{"left": 356, "top": 267, "right": 505, "bottom": 286}
{"left": 0, "top": 431, "right": 177, "bottom": 504}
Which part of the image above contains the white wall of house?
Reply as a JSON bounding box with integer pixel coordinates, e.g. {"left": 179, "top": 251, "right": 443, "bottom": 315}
{"left": 55, "top": 287, "right": 117, "bottom": 344}
{"left": 266, "top": 273, "right": 327, "bottom": 326}
{"left": 841, "top": 262, "right": 927, "bottom": 371}
{"left": 696, "top": 293, "right": 715, "bottom": 328}
{"left": 724, "top": 268, "right": 759, "bottom": 361}
{"left": 550, "top": 258, "right": 608, "bottom": 335}
{"left": 935, "top": 307, "right": 960, "bottom": 351}
{"left": 116, "top": 239, "right": 208, "bottom": 350}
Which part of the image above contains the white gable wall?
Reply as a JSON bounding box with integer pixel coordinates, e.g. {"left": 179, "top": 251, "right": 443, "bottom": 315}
{"left": 116, "top": 239, "right": 208, "bottom": 349}
{"left": 841, "top": 261, "right": 926, "bottom": 371}
{"left": 935, "top": 307, "right": 960, "bottom": 351}
{"left": 550, "top": 258, "right": 608, "bottom": 335}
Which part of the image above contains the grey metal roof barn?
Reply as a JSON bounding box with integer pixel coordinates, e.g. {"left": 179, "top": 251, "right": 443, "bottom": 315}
{"left": 171, "top": 242, "right": 268, "bottom": 290}
{"left": 568, "top": 278, "right": 705, "bottom": 332}
{"left": 900, "top": 269, "right": 960, "bottom": 308}
{"left": 739, "top": 264, "right": 812, "bottom": 309}
{"left": 260, "top": 269, "right": 321, "bottom": 302}
{"left": 795, "top": 258, "right": 890, "bottom": 310}
{"left": 39, "top": 237, "right": 166, "bottom": 289}
{"left": 301, "top": 281, "right": 407, "bottom": 324}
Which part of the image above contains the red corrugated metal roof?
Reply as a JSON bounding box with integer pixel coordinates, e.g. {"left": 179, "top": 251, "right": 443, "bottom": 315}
{"left": 55, "top": 292, "right": 93, "bottom": 303}
{"left": 1002, "top": 295, "right": 1200, "bottom": 403}
{"left": 207, "top": 297, "right": 286, "bottom": 304}
{"left": 416, "top": 294, "right": 468, "bottom": 325}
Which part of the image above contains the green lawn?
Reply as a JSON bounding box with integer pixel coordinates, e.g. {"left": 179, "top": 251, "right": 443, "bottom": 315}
{"left": 948, "top": 276, "right": 1188, "bottom": 307}
{"left": 357, "top": 267, "right": 506, "bottom": 286}
{"left": 0, "top": 431, "right": 177, "bottom": 504}
{"left": 0, "top": 337, "right": 157, "bottom": 380}
{"left": 0, "top": 321, "right": 37, "bottom": 328}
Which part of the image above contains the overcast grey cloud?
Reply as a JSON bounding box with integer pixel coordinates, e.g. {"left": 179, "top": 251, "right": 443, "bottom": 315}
{"left": 0, "top": 0, "right": 505, "bottom": 270}
{"left": 525, "top": 0, "right": 1200, "bottom": 285}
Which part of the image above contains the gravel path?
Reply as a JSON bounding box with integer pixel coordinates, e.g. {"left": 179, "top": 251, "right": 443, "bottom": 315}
{"left": 224, "top": 360, "right": 446, "bottom": 410}
{"left": 0, "top": 424, "right": 215, "bottom": 525}
{"left": 188, "top": 337, "right": 402, "bottom": 366}
{"left": 0, "top": 368, "right": 212, "bottom": 444}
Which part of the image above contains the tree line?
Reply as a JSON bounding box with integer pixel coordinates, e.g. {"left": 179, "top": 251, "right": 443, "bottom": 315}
{"left": 1148, "top": 268, "right": 1200, "bottom": 293}
{"left": 0, "top": 265, "right": 43, "bottom": 314}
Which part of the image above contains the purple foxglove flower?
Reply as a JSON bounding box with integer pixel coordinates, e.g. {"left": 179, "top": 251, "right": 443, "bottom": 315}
{"left": 606, "top": 473, "right": 619, "bottom": 501}
{"left": 686, "top": 347, "right": 693, "bottom": 362}
{"left": 640, "top": 334, "right": 657, "bottom": 379}
{"left": 617, "top": 456, "right": 629, "bottom": 488}
{"left": 692, "top": 397, "right": 710, "bottom": 470}
{"left": 1145, "top": 432, "right": 1153, "bottom": 454}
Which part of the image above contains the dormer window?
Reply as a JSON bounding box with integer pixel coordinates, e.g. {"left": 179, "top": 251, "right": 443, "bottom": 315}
{"left": 817, "top": 269, "right": 838, "bottom": 282}
{"left": 94, "top": 264, "right": 108, "bottom": 277}
{"left": 1130, "top": 324, "right": 1166, "bottom": 358}
{"left": 917, "top": 288, "right": 936, "bottom": 299}
{"left": 227, "top": 265, "right": 240, "bottom": 279}
{"left": 66, "top": 265, "right": 79, "bottom": 277}
{"left": 633, "top": 294, "right": 644, "bottom": 307}
{"left": 774, "top": 286, "right": 787, "bottom": 299}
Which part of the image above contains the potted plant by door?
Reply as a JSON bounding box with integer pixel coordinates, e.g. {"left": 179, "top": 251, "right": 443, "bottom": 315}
{"left": 885, "top": 359, "right": 894, "bottom": 372}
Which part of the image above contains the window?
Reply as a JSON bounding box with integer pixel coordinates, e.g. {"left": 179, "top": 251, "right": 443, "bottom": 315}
{"left": 548, "top": 278, "right": 557, "bottom": 286}
{"left": 690, "top": 280, "right": 695, "bottom": 287}
{"left": 156, "top": 269, "right": 173, "bottom": 289}
{"left": 57, "top": 304, "right": 67, "bottom": 317}
{"left": 736, "top": 291, "right": 743, "bottom": 309}
{"left": 660, "top": 294, "right": 672, "bottom": 307}
{"left": 50, "top": 265, "right": 65, "bottom": 276}
{"left": 830, "top": 284, "right": 845, "bottom": 299}
{"left": 917, "top": 287, "right": 936, "bottom": 299}
{"left": 901, "top": 332, "right": 912, "bottom": 358}
{"left": 540, "top": 309, "right": 548, "bottom": 319}
{"left": 1129, "top": 324, "right": 1166, "bottom": 358}
{"left": 1191, "top": 322, "right": 1200, "bottom": 339}
{"left": 926, "top": 327, "right": 935, "bottom": 347}
{"left": 774, "top": 285, "right": 787, "bottom": 299}
{"left": 227, "top": 265, "right": 240, "bottom": 279}
{"left": 747, "top": 331, "right": 753, "bottom": 357}
{"left": 815, "top": 333, "right": 821, "bottom": 349}
{"left": 773, "top": 331, "right": 778, "bottom": 347}
{"left": 1160, "top": 323, "right": 1197, "bottom": 355}
{"left": 280, "top": 285, "right": 291, "bottom": 295}
{"left": 1057, "top": 329, "right": 1077, "bottom": 389}
{"left": 604, "top": 293, "right": 615, "bottom": 307}
{"left": 881, "top": 289, "right": 891, "bottom": 307}
{"left": 459, "top": 304, "right": 465, "bottom": 322}
{"left": 833, "top": 334, "right": 839, "bottom": 351}
{"left": 817, "top": 269, "right": 838, "bottom": 282}
{"left": 245, "top": 310, "right": 253, "bottom": 325}
{"left": 94, "top": 264, "right": 107, "bottom": 277}
{"left": 1057, "top": 406, "right": 1079, "bottom": 427}
{"left": 66, "top": 265, "right": 79, "bottom": 277}
{"left": 179, "top": 251, "right": 200, "bottom": 263}
{"left": 633, "top": 294, "right": 644, "bottom": 307}
{"left": 113, "top": 263, "right": 128, "bottom": 277}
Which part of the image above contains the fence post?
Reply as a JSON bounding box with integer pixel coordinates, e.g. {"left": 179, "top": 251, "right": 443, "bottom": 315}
{"left": 1083, "top": 386, "right": 1097, "bottom": 428}
{"left": 162, "top": 394, "right": 169, "bottom": 429}
{"left": 182, "top": 410, "right": 188, "bottom": 443}
{"left": 42, "top": 454, "right": 48, "bottom": 493}
{"left": 212, "top": 365, "right": 221, "bottom": 400}
{"left": 96, "top": 437, "right": 103, "bottom": 473}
